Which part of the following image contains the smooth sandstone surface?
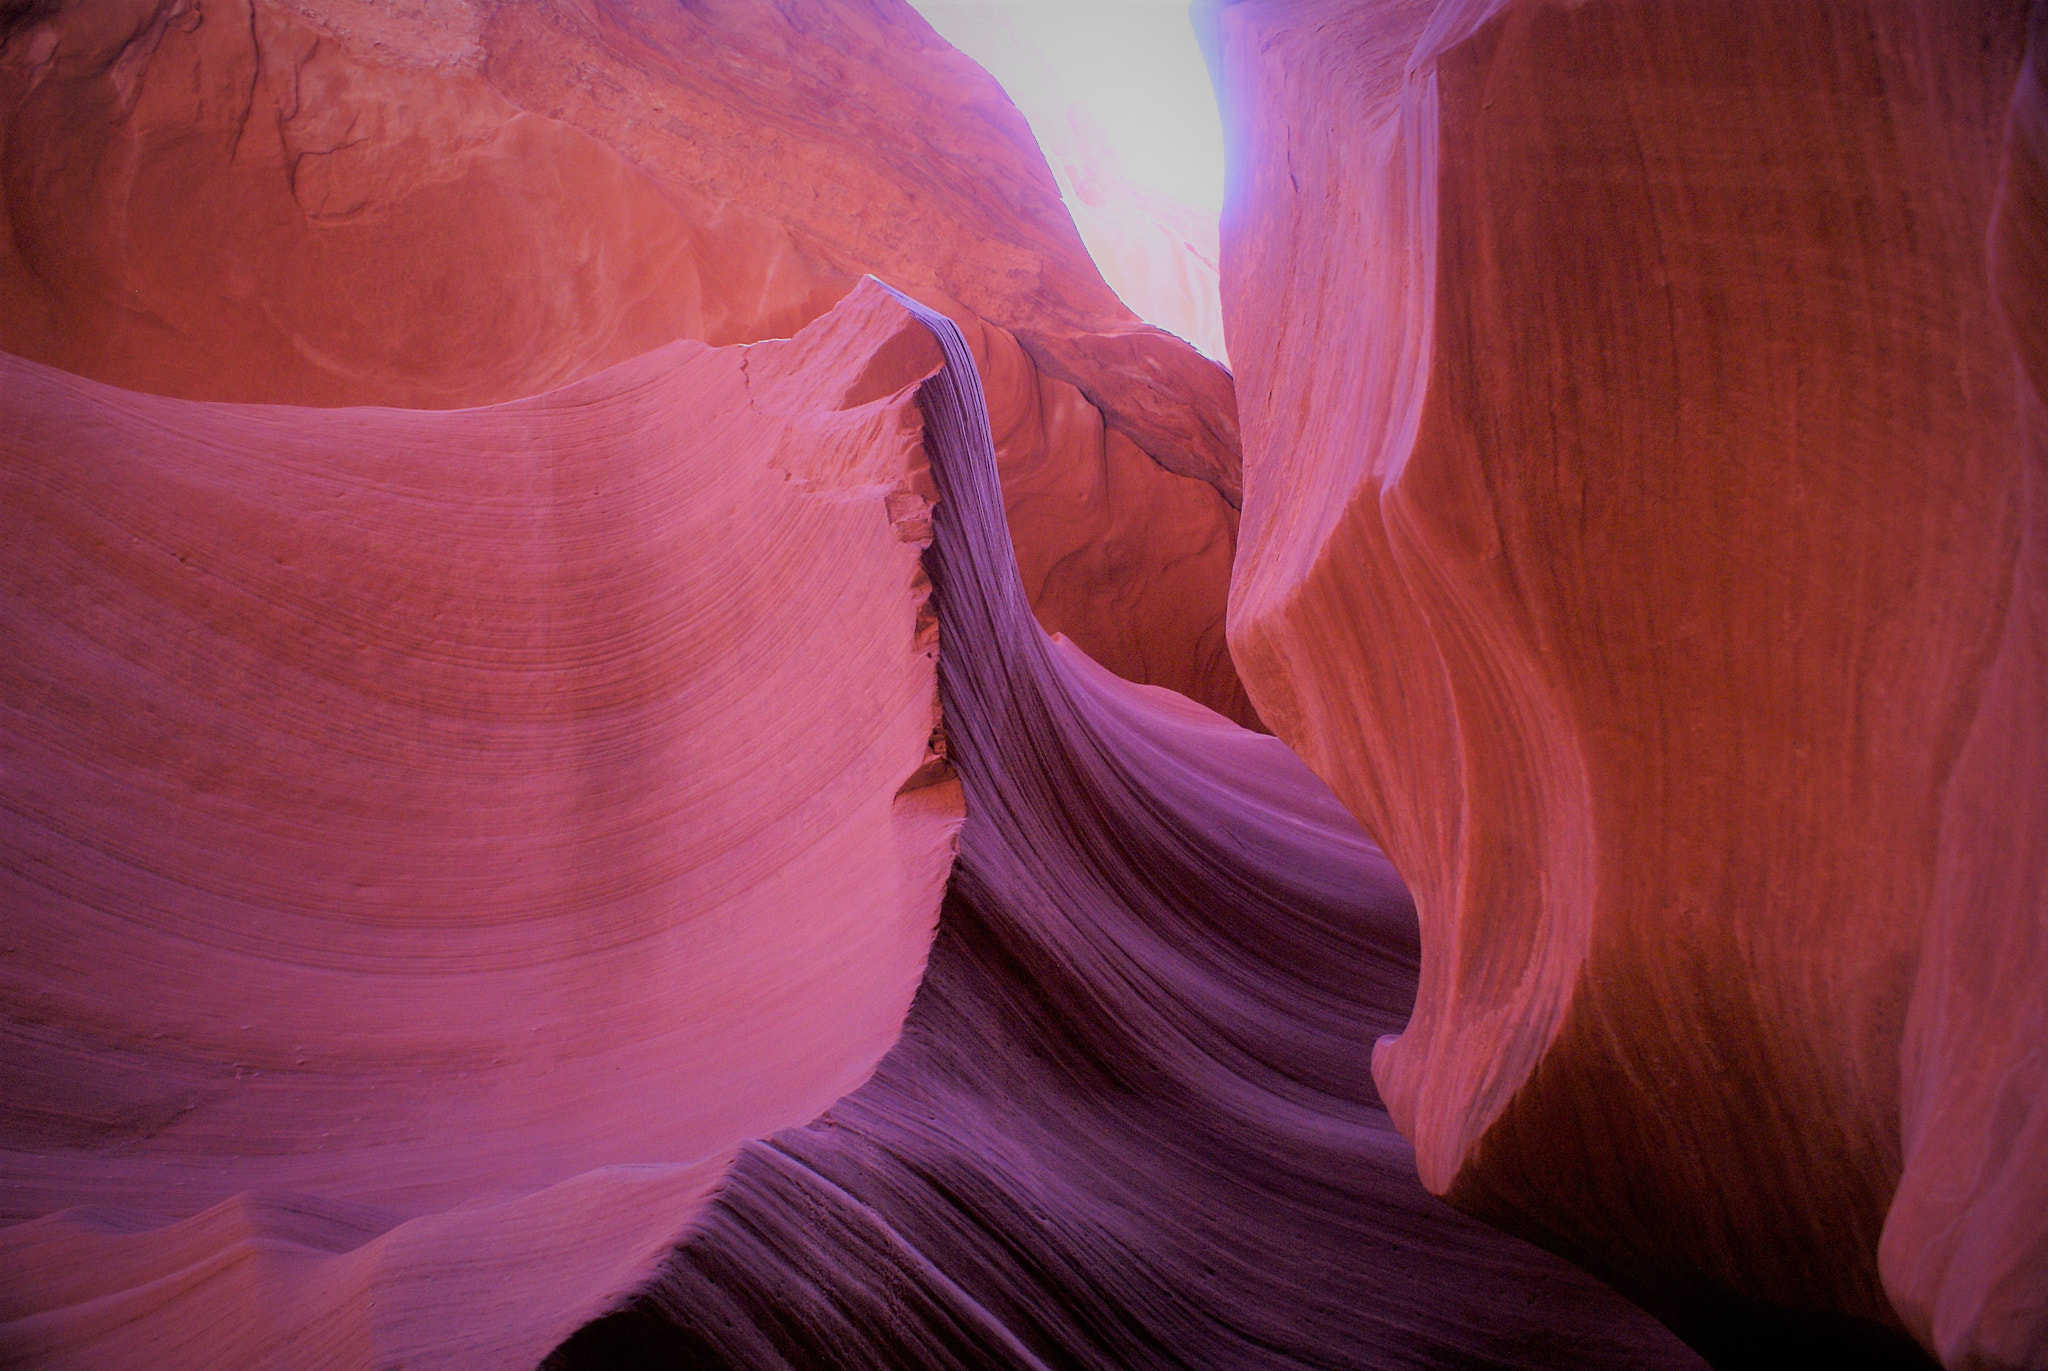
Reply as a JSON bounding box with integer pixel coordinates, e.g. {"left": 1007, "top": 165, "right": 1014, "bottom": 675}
{"left": 1213, "top": 0, "right": 2046, "bottom": 1365}
{"left": 545, "top": 287, "right": 1705, "bottom": 1371}
{"left": 0, "top": 280, "right": 962, "bottom": 1369}
{"left": 0, "top": 0, "right": 1254, "bottom": 724}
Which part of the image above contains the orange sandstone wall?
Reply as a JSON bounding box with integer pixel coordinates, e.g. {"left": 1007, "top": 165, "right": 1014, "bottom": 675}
{"left": 1213, "top": 0, "right": 2047, "bottom": 1366}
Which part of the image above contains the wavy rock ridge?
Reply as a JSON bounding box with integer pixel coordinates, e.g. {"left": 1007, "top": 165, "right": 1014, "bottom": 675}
{"left": 544, "top": 287, "right": 1702, "bottom": 1371}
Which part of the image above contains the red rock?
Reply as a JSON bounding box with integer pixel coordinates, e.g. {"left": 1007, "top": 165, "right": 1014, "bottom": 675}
{"left": 0, "top": 0, "right": 1252, "bottom": 722}
{"left": 0, "top": 280, "right": 961, "bottom": 1368}
{"left": 1214, "top": 0, "right": 2047, "bottom": 1364}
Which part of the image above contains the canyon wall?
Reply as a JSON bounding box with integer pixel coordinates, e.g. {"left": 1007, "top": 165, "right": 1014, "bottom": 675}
{"left": 7, "top": 0, "right": 2042, "bottom": 1366}
{"left": 0, "top": 0, "right": 1253, "bottom": 723}
{"left": 1212, "top": 0, "right": 2047, "bottom": 1365}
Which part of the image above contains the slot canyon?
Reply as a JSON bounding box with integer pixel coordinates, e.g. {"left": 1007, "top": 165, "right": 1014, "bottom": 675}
{"left": 0, "top": 2, "right": 2041, "bottom": 1369}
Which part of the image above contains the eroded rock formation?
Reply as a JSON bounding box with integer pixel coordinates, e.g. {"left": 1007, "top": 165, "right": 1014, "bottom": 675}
{"left": 1212, "top": 0, "right": 2048, "bottom": 1365}
{"left": 0, "top": 280, "right": 961, "bottom": 1368}
{"left": 545, "top": 286, "right": 1704, "bottom": 1371}
{"left": 8, "top": 0, "right": 2044, "bottom": 1366}
{"left": 0, "top": 0, "right": 1254, "bottom": 723}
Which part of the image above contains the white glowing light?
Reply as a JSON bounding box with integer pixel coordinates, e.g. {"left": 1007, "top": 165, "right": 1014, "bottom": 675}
{"left": 910, "top": 1, "right": 1230, "bottom": 365}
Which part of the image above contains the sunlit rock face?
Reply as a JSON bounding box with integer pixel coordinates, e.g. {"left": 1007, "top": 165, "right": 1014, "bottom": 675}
{"left": 0, "top": 279, "right": 962, "bottom": 1368}
{"left": 1214, "top": 0, "right": 2047, "bottom": 1366}
{"left": 0, "top": 0, "right": 1253, "bottom": 724}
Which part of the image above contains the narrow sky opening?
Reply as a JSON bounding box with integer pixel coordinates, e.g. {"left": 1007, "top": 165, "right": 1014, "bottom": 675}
{"left": 909, "top": 1, "right": 1230, "bottom": 365}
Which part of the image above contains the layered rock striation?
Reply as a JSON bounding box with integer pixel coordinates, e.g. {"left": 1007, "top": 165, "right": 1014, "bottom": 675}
{"left": 1212, "top": 0, "right": 2048, "bottom": 1365}
{"left": 0, "top": 280, "right": 961, "bottom": 1369}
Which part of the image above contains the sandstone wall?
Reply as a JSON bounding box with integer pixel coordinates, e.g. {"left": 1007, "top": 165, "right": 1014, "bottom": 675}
{"left": 1213, "top": 1, "right": 2047, "bottom": 1364}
